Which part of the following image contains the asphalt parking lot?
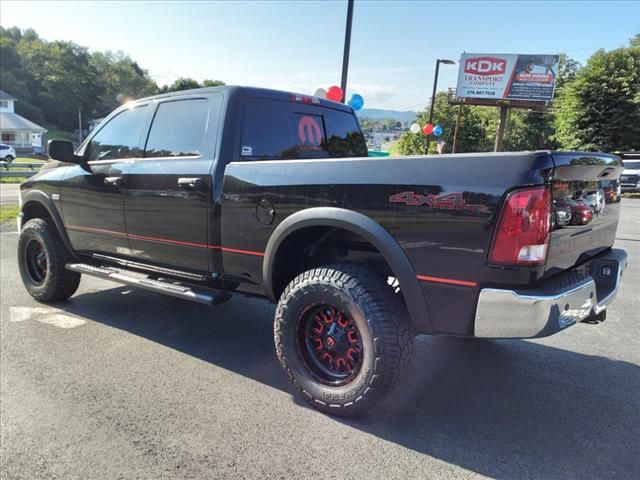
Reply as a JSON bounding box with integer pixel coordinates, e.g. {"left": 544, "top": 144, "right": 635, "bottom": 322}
{"left": 1, "top": 200, "right": 638, "bottom": 480}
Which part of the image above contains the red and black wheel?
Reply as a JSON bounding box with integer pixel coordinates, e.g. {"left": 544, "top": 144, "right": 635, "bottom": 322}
{"left": 275, "top": 263, "right": 415, "bottom": 416}
{"left": 18, "top": 218, "right": 81, "bottom": 302}
{"left": 298, "top": 304, "right": 364, "bottom": 386}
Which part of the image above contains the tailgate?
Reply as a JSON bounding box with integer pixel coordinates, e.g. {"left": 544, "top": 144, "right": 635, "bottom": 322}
{"left": 546, "top": 152, "right": 624, "bottom": 276}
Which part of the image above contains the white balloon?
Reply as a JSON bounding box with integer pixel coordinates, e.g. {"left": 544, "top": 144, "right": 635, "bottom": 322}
{"left": 410, "top": 123, "right": 421, "bottom": 134}
{"left": 314, "top": 88, "right": 327, "bottom": 98}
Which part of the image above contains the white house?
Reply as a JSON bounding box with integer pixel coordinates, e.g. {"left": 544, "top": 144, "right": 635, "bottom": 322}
{"left": 0, "top": 90, "right": 47, "bottom": 151}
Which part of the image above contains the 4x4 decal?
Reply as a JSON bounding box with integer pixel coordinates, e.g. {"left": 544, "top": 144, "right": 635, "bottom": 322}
{"left": 389, "top": 191, "right": 488, "bottom": 213}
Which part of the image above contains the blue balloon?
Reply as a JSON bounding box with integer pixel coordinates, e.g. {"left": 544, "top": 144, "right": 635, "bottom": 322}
{"left": 348, "top": 93, "right": 364, "bottom": 111}
{"left": 433, "top": 125, "right": 443, "bottom": 137}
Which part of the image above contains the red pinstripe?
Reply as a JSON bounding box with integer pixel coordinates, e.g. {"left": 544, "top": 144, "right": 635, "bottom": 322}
{"left": 66, "top": 225, "right": 265, "bottom": 257}
{"left": 416, "top": 274, "right": 477, "bottom": 288}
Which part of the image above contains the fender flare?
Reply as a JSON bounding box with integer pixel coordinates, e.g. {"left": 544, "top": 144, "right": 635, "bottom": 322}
{"left": 20, "top": 190, "right": 76, "bottom": 257}
{"left": 262, "top": 207, "right": 433, "bottom": 333}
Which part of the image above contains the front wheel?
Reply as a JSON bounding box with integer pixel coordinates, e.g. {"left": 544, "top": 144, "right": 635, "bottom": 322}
{"left": 274, "top": 264, "right": 415, "bottom": 416}
{"left": 18, "top": 218, "right": 81, "bottom": 302}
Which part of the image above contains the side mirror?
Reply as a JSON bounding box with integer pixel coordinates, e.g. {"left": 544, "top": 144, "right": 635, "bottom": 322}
{"left": 48, "top": 140, "right": 82, "bottom": 164}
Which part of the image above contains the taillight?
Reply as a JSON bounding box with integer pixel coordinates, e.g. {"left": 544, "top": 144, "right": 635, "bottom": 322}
{"left": 489, "top": 186, "right": 551, "bottom": 266}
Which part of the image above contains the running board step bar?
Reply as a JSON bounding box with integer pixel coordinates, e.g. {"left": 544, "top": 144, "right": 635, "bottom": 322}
{"left": 66, "top": 263, "right": 230, "bottom": 306}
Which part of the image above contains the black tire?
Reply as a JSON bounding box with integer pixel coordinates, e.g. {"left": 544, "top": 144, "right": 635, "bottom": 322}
{"left": 274, "top": 263, "right": 415, "bottom": 417}
{"left": 18, "top": 218, "right": 80, "bottom": 302}
{"left": 4, "top": 155, "right": 14, "bottom": 164}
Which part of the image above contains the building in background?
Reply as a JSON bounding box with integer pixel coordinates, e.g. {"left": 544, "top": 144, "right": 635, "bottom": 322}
{"left": 0, "top": 90, "right": 47, "bottom": 152}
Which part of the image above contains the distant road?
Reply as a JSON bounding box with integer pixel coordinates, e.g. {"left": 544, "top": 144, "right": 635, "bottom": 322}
{"left": 0, "top": 183, "right": 20, "bottom": 206}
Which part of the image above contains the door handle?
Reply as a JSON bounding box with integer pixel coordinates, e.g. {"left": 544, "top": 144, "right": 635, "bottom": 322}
{"left": 104, "top": 176, "right": 122, "bottom": 186}
{"left": 178, "top": 177, "right": 205, "bottom": 190}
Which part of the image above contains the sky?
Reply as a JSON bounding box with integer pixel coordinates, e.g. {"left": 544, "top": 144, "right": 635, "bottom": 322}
{"left": 1, "top": 1, "right": 638, "bottom": 111}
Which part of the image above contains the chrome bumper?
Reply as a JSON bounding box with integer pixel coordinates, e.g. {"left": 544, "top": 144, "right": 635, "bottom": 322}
{"left": 474, "top": 248, "right": 628, "bottom": 338}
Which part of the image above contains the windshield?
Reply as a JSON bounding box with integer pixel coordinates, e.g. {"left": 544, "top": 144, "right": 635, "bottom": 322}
{"left": 623, "top": 160, "right": 640, "bottom": 169}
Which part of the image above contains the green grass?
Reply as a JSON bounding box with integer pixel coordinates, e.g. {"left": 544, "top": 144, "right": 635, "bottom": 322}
{"left": 0, "top": 176, "right": 28, "bottom": 183}
{"left": 44, "top": 124, "right": 75, "bottom": 143}
{"left": 13, "top": 157, "right": 46, "bottom": 163}
{"left": 0, "top": 204, "right": 19, "bottom": 223}
{"left": 387, "top": 142, "right": 401, "bottom": 155}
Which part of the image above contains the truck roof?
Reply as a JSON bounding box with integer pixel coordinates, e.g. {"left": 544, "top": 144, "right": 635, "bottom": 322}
{"left": 134, "top": 85, "right": 354, "bottom": 113}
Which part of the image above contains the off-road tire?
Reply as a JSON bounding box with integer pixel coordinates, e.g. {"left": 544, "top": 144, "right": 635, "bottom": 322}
{"left": 274, "top": 263, "right": 415, "bottom": 417}
{"left": 18, "top": 218, "right": 80, "bottom": 302}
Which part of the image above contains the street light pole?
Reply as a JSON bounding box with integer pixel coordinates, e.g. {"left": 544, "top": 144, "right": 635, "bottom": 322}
{"left": 340, "top": 0, "right": 355, "bottom": 103}
{"left": 426, "top": 58, "right": 455, "bottom": 153}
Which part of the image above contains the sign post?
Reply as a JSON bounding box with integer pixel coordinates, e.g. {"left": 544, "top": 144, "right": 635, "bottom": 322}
{"left": 494, "top": 104, "right": 509, "bottom": 152}
{"left": 452, "top": 105, "right": 462, "bottom": 153}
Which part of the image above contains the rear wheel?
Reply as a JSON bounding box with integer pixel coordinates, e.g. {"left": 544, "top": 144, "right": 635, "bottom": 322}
{"left": 18, "top": 218, "right": 80, "bottom": 302}
{"left": 274, "top": 263, "right": 415, "bottom": 416}
{"left": 4, "top": 155, "right": 14, "bottom": 164}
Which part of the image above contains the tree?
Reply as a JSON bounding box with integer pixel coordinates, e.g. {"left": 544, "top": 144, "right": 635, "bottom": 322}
{"left": 160, "top": 77, "right": 225, "bottom": 93}
{"left": 90, "top": 51, "right": 158, "bottom": 115}
{"left": 15, "top": 35, "right": 101, "bottom": 130}
{"left": 0, "top": 26, "right": 226, "bottom": 132}
{"left": 553, "top": 38, "right": 640, "bottom": 151}
{"left": 397, "top": 92, "right": 490, "bottom": 154}
{"left": 202, "top": 79, "right": 225, "bottom": 87}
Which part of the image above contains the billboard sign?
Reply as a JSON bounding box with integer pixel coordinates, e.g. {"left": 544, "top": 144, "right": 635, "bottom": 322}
{"left": 456, "top": 53, "right": 559, "bottom": 102}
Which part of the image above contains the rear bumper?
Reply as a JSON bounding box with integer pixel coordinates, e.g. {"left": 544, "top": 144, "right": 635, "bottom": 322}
{"left": 474, "top": 248, "right": 628, "bottom": 338}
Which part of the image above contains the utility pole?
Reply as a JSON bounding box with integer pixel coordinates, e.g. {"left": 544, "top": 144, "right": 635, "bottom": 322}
{"left": 340, "top": 0, "right": 355, "bottom": 103}
{"left": 426, "top": 58, "right": 455, "bottom": 153}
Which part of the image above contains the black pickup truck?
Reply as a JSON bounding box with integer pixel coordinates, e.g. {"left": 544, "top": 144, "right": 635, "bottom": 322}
{"left": 17, "top": 86, "right": 628, "bottom": 416}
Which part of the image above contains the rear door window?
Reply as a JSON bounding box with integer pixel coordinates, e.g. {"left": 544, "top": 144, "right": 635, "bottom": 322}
{"left": 144, "top": 98, "right": 209, "bottom": 157}
{"left": 240, "top": 98, "right": 366, "bottom": 160}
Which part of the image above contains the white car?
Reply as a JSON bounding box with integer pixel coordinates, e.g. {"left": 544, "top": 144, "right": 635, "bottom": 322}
{"left": 620, "top": 159, "right": 640, "bottom": 193}
{"left": 0, "top": 143, "right": 16, "bottom": 163}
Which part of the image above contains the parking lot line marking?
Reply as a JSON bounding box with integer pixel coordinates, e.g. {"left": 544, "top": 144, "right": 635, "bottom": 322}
{"left": 9, "top": 306, "right": 86, "bottom": 329}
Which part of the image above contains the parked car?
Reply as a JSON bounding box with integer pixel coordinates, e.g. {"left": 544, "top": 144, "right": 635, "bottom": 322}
{"left": 0, "top": 143, "right": 16, "bottom": 163}
{"left": 602, "top": 180, "right": 621, "bottom": 203}
{"left": 552, "top": 198, "right": 572, "bottom": 228}
{"left": 620, "top": 159, "right": 640, "bottom": 193}
{"left": 16, "top": 86, "right": 628, "bottom": 417}
{"left": 555, "top": 197, "right": 593, "bottom": 225}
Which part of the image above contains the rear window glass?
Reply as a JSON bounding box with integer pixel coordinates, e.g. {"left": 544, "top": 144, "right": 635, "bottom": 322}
{"left": 324, "top": 108, "right": 367, "bottom": 158}
{"left": 240, "top": 98, "right": 366, "bottom": 160}
{"left": 145, "top": 99, "right": 208, "bottom": 157}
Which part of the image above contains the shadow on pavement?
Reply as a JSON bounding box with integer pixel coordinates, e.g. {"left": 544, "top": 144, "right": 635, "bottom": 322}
{"left": 60, "top": 285, "right": 640, "bottom": 479}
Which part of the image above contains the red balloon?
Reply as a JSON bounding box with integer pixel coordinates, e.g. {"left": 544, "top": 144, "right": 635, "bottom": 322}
{"left": 423, "top": 123, "right": 434, "bottom": 135}
{"left": 326, "top": 85, "right": 344, "bottom": 102}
